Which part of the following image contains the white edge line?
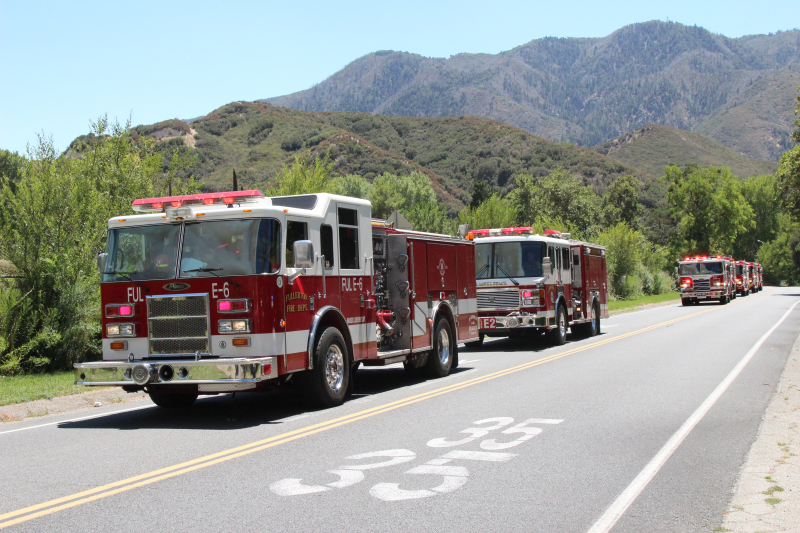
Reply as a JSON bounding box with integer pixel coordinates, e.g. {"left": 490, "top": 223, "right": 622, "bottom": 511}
{"left": 0, "top": 404, "right": 152, "bottom": 436}
{"left": 586, "top": 299, "right": 800, "bottom": 533}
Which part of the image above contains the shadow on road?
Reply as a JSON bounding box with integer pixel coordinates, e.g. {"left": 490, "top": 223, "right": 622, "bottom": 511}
{"left": 56, "top": 366, "right": 475, "bottom": 432}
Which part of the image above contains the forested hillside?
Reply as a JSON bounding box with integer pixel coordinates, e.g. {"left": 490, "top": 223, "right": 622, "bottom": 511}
{"left": 263, "top": 21, "right": 800, "bottom": 161}
{"left": 594, "top": 124, "right": 778, "bottom": 178}
{"left": 144, "top": 101, "right": 647, "bottom": 211}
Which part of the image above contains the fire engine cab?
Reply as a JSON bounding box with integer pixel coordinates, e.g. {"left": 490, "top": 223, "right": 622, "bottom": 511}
{"left": 75, "top": 191, "right": 478, "bottom": 408}
{"left": 468, "top": 228, "right": 609, "bottom": 346}
{"left": 678, "top": 255, "right": 736, "bottom": 305}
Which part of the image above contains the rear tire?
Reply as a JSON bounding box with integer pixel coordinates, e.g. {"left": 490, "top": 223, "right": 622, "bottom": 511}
{"left": 587, "top": 302, "right": 599, "bottom": 336}
{"left": 426, "top": 318, "right": 454, "bottom": 378}
{"left": 549, "top": 305, "right": 568, "bottom": 346}
{"left": 148, "top": 390, "right": 198, "bottom": 408}
{"left": 303, "top": 327, "right": 349, "bottom": 408}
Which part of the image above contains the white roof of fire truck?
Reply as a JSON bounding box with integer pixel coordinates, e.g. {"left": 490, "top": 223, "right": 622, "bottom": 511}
{"left": 678, "top": 255, "right": 733, "bottom": 263}
{"left": 109, "top": 191, "right": 371, "bottom": 228}
{"left": 469, "top": 227, "right": 605, "bottom": 250}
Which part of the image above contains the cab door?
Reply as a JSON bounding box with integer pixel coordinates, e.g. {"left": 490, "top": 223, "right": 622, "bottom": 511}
{"left": 336, "top": 203, "right": 374, "bottom": 360}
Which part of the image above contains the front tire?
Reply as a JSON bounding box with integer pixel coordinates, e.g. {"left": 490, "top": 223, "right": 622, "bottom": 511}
{"left": 549, "top": 305, "right": 568, "bottom": 345}
{"left": 426, "top": 318, "right": 454, "bottom": 378}
{"left": 720, "top": 295, "right": 728, "bottom": 305}
{"left": 304, "top": 327, "right": 349, "bottom": 408}
{"left": 681, "top": 298, "right": 690, "bottom": 306}
{"left": 148, "top": 390, "right": 198, "bottom": 408}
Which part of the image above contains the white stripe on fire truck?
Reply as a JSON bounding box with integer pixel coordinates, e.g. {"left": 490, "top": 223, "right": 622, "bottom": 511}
{"left": 102, "top": 338, "right": 149, "bottom": 360}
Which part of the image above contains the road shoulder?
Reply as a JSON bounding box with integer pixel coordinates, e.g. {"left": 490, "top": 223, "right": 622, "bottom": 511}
{"left": 721, "top": 330, "right": 800, "bottom": 532}
{"left": 0, "top": 388, "right": 147, "bottom": 422}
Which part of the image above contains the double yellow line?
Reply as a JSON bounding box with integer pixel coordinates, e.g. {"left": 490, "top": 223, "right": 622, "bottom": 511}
{"left": 0, "top": 298, "right": 746, "bottom": 529}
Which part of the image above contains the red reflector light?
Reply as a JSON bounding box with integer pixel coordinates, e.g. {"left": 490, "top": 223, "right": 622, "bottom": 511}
{"left": 119, "top": 306, "right": 133, "bottom": 316}
{"left": 219, "top": 301, "right": 232, "bottom": 311}
{"left": 522, "top": 291, "right": 533, "bottom": 297}
{"left": 263, "top": 363, "right": 272, "bottom": 375}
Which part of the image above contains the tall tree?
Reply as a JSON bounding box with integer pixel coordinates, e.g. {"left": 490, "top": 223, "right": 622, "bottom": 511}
{"left": 665, "top": 165, "right": 753, "bottom": 255}
{"left": 603, "top": 175, "right": 644, "bottom": 229}
{"left": 777, "top": 79, "right": 800, "bottom": 219}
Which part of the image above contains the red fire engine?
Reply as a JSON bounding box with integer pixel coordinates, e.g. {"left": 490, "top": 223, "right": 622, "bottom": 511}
{"left": 734, "top": 260, "right": 751, "bottom": 296}
{"left": 75, "top": 191, "right": 479, "bottom": 408}
{"left": 467, "top": 227, "right": 609, "bottom": 346}
{"left": 755, "top": 263, "right": 764, "bottom": 291}
{"left": 678, "top": 255, "right": 736, "bottom": 305}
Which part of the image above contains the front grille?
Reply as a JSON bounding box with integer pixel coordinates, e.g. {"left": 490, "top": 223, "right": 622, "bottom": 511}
{"left": 150, "top": 338, "right": 209, "bottom": 355}
{"left": 694, "top": 278, "right": 711, "bottom": 291}
{"left": 149, "top": 296, "right": 207, "bottom": 318}
{"left": 147, "top": 295, "right": 209, "bottom": 356}
{"left": 477, "top": 288, "right": 520, "bottom": 311}
{"left": 149, "top": 317, "right": 208, "bottom": 339}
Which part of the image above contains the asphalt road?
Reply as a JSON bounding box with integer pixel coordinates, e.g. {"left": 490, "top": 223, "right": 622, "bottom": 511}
{"left": 2, "top": 287, "right": 799, "bottom": 533}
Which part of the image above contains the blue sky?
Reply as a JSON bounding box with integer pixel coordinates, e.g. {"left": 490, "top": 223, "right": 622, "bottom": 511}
{"left": 1, "top": 0, "right": 797, "bottom": 154}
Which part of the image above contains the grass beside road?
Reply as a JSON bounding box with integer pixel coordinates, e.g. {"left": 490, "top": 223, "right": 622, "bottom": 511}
{"left": 609, "top": 292, "right": 681, "bottom": 313}
{"left": 0, "top": 371, "right": 106, "bottom": 407}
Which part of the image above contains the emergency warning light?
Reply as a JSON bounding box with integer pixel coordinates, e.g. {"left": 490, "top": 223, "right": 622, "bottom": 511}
{"left": 132, "top": 190, "right": 264, "bottom": 212}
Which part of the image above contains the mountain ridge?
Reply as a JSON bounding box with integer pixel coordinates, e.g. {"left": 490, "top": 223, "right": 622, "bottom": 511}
{"left": 262, "top": 21, "right": 800, "bottom": 161}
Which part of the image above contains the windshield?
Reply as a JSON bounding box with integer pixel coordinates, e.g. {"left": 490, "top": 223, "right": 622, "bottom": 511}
{"left": 736, "top": 265, "right": 744, "bottom": 275}
{"left": 102, "top": 225, "right": 180, "bottom": 282}
{"left": 679, "top": 262, "right": 723, "bottom": 275}
{"left": 102, "top": 219, "right": 281, "bottom": 282}
{"left": 180, "top": 219, "right": 280, "bottom": 277}
{"left": 475, "top": 241, "right": 545, "bottom": 279}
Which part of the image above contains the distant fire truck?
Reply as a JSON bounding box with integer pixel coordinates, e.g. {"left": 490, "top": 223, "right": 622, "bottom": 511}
{"left": 678, "top": 255, "right": 736, "bottom": 305}
{"left": 734, "top": 260, "right": 751, "bottom": 296}
{"left": 468, "top": 228, "right": 609, "bottom": 346}
{"left": 755, "top": 263, "right": 764, "bottom": 291}
{"left": 747, "top": 262, "right": 762, "bottom": 293}
{"left": 75, "top": 191, "right": 478, "bottom": 408}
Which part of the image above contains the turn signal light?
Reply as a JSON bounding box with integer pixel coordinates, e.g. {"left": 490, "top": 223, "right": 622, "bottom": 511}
{"left": 109, "top": 341, "right": 127, "bottom": 350}
{"left": 232, "top": 337, "right": 250, "bottom": 347}
{"left": 106, "top": 304, "right": 134, "bottom": 317}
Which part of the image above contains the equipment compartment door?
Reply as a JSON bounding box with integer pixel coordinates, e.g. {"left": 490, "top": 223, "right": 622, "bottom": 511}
{"left": 409, "top": 240, "right": 430, "bottom": 350}
{"left": 457, "top": 243, "right": 479, "bottom": 342}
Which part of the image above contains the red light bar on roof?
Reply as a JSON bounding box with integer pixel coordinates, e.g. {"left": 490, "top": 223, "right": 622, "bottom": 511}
{"left": 132, "top": 190, "right": 264, "bottom": 212}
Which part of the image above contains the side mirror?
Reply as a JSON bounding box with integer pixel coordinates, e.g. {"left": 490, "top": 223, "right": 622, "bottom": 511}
{"left": 293, "top": 241, "right": 315, "bottom": 269}
{"left": 543, "top": 257, "right": 552, "bottom": 276}
{"left": 97, "top": 253, "right": 107, "bottom": 275}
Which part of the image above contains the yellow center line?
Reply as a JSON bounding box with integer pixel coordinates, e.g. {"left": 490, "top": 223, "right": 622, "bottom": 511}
{"left": 0, "top": 291, "right": 767, "bottom": 529}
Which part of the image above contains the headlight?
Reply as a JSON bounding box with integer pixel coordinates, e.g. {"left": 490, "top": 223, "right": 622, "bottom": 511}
{"left": 106, "top": 323, "right": 134, "bottom": 337}
{"left": 219, "top": 319, "right": 250, "bottom": 333}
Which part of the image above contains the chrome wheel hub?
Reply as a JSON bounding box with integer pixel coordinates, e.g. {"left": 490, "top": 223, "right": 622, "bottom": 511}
{"left": 325, "top": 344, "right": 344, "bottom": 392}
{"left": 437, "top": 328, "right": 450, "bottom": 365}
{"left": 559, "top": 311, "right": 566, "bottom": 336}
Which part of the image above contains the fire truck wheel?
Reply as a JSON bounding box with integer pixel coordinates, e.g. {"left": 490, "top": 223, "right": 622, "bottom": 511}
{"left": 549, "top": 305, "right": 568, "bottom": 346}
{"left": 305, "top": 327, "right": 349, "bottom": 408}
{"left": 587, "top": 302, "right": 599, "bottom": 336}
{"left": 681, "top": 298, "right": 690, "bottom": 306}
{"left": 720, "top": 295, "right": 728, "bottom": 305}
{"left": 148, "top": 390, "right": 198, "bottom": 408}
{"left": 426, "top": 318, "right": 454, "bottom": 378}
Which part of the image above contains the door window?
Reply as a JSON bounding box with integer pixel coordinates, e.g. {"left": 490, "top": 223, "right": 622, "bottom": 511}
{"left": 286, "top": 221, "right": 308, "bottom": 267}
{"left": 338, "top": 207, "right": 360, "bottom": 270}
{"left": 321, "top": 224, "right": 334, "bottom": 269}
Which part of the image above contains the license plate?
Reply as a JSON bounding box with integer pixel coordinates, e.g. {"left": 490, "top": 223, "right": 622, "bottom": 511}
{"left": 696, "top": 292, "right": 709, "bottom": 297}
{"left": 480, "top": 317, "right": 496, "bottom": 329}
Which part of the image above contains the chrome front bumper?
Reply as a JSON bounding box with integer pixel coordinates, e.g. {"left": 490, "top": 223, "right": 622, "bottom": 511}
{"left": 74, "top": 356, "right": 278, "bottom": 387}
